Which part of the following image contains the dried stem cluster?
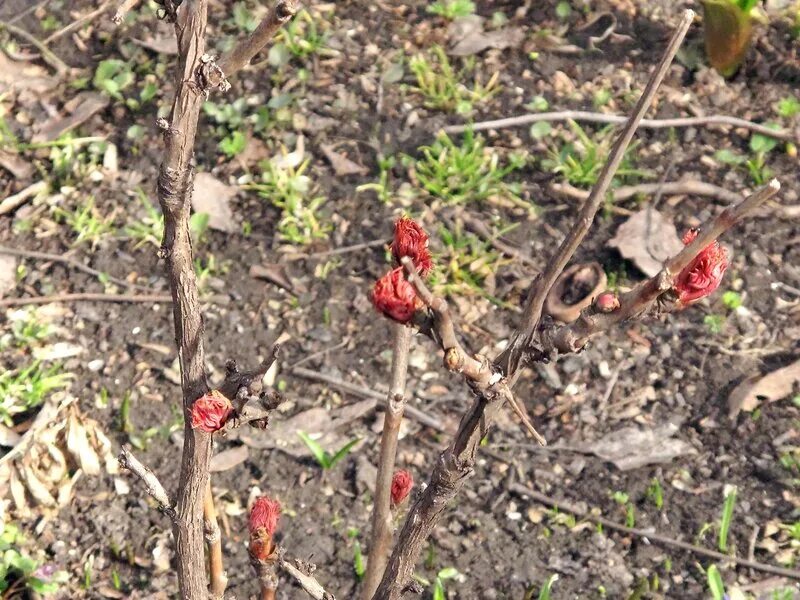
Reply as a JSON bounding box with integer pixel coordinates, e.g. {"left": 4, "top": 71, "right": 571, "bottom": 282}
{"left": 111, "top": 4, "right": 785, "bottom": 600}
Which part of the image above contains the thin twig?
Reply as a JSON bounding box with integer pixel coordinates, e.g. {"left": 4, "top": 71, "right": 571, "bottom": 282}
{"left": 112, "top": 0, "right": 142, "bottom": 25}
{"left": 202, "top": 0, "right": 299, "bottom": 89}
{"left": 290, "top": 367, "right": 447, "bottom": 433}
{"left": 279, "top": 556, "right": 336, "bottom": 600}
{"left": 362, "top": 324, "right": 411, "bottom": 599}
{"left": 549, "top": 180, "right": 743, "bottom": 206}
{"left": 0, "top": 20, "right": 70, "bottom": 75}
{"left": 0, "top": 181, "right": 48, "bottom": 216}
{"left": 119, "top": 446, "right": 175, "bottom": 519}
{"left": 509, "top": 483, "right": 800, "bottom": 581}
{"left": 45, "top": 0, "right": 114, "bottom": 43}
{"left": 0, "top": 245, "right": 157, "bottom": 292}
{"left": 0, "top": 292, "right": 172, "bottom": 307}
{"left": 443, "top": 111, "right": 799, "bottom": 144}
{"left": 496, "top": 9, "right": 694, "bottom": 377}
{"left": 205, "top": 483, "right": 227, "bottom": 599}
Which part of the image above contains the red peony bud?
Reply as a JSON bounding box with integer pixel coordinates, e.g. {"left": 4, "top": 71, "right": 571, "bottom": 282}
{"left": 595, "top": 291, "right": 620, "bottom": 313}
{"left": 390, "top": 470, "right": 413, "bottom": 507}
{"left": 249, "top": 496, "right": 281, "bottom": 537}
{"left": 249, "top": 496, "right": 281, "bottom": 561}
{"left": 392, "top": 216, "right": 433, "bottom": 277}
{"left": 372, "top": 268, "right": 419, "bottom": 323}
{"left": 674, "top": 229, "right": 729, "bottom": 306}
{"left": 190, "top": 390, "right": 233, "bottom": 432}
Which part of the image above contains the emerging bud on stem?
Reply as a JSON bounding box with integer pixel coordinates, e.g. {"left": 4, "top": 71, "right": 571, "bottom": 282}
{"left": 594, "top": 291, "right": 620, "bottom": 313}
{"left": 392, "top": 216, "right": 433, "bottom": 276}
{"left": 190, "top": 390, "right": 233, "bottom": 432}
{"left": 249, "top": 496, "right": 281, "bottom": 561}
{"left": 674, "top": 229, "right": 729, "bottom": 307}
{"left": 390, "top": 470, "right": 414, "bottom": 507}
{"left": 372, "top": 268, "right": 420, "bottom": 323}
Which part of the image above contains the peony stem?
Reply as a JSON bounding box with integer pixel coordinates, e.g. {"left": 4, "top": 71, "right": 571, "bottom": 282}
{"left": 362, "top": 324, "right": 412, "bottom": 599}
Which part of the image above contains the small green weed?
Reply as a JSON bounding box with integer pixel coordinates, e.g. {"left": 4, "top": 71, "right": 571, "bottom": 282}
{"left": 429, "top": 224, "right": 511, "bottom": 303}
{"left": 536, "top": 574, "right": 559, "bottom": 600}
{"left": 413, "top": 129, "right": 526, "bottom": 205}
{"left": 718, "top": 486, "right": 737, "bottom": 553}
{"left": 0, "top": 362, "right": 70, "bottom": 426}
{"left": 542, "top": 121, "right": 649, "bottom": 189}
{"left": 706, "top": 564, "right": 726, "bottom": 600}
{"left": 646, "top": 478, "right": 664, "bottom": 510}
{"left": 53, "top": 197, "right": 116, "bottom": 249}
{"left": 0, "top": 524, "right": 68, "bottom": 596}
{"left": 704, "top": 314, "right": 725, "bottom": 334}
{"left": 777, "top": 96, "right": 800, "bottom": 118}
{"left": 714, "top": 127, "right": 782, "bottom": 185}
{"left": 356, "top": 154, "right": 396, "bottom": 204}
{"left": 409, "top": 45, "right": 500, "bottom": 114}
{"left": 0, "top": 309, "right": 53, "bottom": 349}
{"left": 427, "top": 0, "right": 475, "bottom": 19}
{"left": 93, "top": 59, "right": 135, "bottom": 100}
{"left": 251, "top": 158, "right": 330, "bottom": 245}
{"left": 125, "top": 190, "right": 164, "bottom": 249}
{"left": 612, "top": 491, "right": 636, "bottom": 528}
{"left": 297, "top": 431, "right": 360, "bottom": 470}
{"left": 276, "top": 9, "right": 331, "bottom": 59}
{"left": 347, "top": 528, "right": 365, "bottom": 581}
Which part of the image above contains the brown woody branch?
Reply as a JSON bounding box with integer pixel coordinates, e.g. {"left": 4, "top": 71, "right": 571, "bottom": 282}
{"left": 372, "top": 12, "right": 694, "bottom": 599}
{"left": 496, "top": 9, "right": 694, "bottom": 377}
{"left": 539, "top": 179, "right": 781, "bottom": 355}
{"left": 279, "top": 554, "right": 336, "bottom": 600}
{"left": 201, "top": 0, "right": 299, "bottom": 91}
{"left": 204, "top": 484, "right": 227, "bottom": 599}
{"left": 119, "top": 446, "right": 175, "bottom": 520}
{"left": 112, "top": 0, "right": 141, "bottom": 24}
{"left": 362, "top": 324, "right": 412, "bottom": 599}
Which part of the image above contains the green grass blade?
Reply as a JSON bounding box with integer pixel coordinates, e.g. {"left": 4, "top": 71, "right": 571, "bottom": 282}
{"left": 297, "top": 431, "right": 330, "bottom": 469}
{"left": 706, "top": 565, "right": 725, "bottom": 600}
{"left": 718, "top": 487, "right": 737, "bottom": 552}
{"left": 328, "top": 437, "right": 361, "bottom": 469}
{"left": 538, "top": 574, "right": 559, "bottom": 600}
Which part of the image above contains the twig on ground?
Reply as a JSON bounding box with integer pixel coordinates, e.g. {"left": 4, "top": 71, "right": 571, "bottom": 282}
{"left": 496, "top": 10, "right": 694, "bottom": 377}
{"left": 204, "top": 483, "right": 227, "bottom": 599}
{"left": 443, "top": 111, "right": 799, "bottom": 144}
{"left": 112, "top": 0, "right": 142, "bottom": 24}
{"left": 0, "top": 292, "right": 173, "bottom": 307}
{"left": 510, "top": 483, "right": 800, "bottom": 581}
{"left": 119, "top": 446, "right": 175, "bottom": 518}
{"left": 290, "top": 366, "right": 447, "bottom": 433}
{"left": 279, "top": 556, "right": 336, "bottom": 600}
{"left": 45, "top": 0, "right": 114, "bottom": 43}
{"left": 0, "top": 21, "right": 70, "bottom": 75}
{"left": 0, "top": 181, "right": 48, "bottom": 216}
{"left": 0, "top": 245, "right": 157, "bottom": 292}
{"left": 362, "top": 324, "right": 412, "bottom": 599}
{"left": 549, "top": 180, "right": 743, "bottom": 206}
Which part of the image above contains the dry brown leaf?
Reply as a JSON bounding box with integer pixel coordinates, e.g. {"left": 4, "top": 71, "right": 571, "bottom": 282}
{"left": 320, "top": 144, "right": 368, "bottom": 176}
{"left": 607, "top": 208, "right": 684, "bottom": 277}
{"left": 66, "top": 411, "right": 101, "bottom": 476}
{"left": 31, "top": 92, "right": 109, "bottom": 143}
{"left": 448, "top": 15, "right": 525, "bottom": 56}
{"left": 576, "top": 421, "right": 695, "bottom": 470}
{"left": 191, "top": 173, "right": 237, "bottom": 233}
{"left": 210, "top": 445, "right": 249, "bottom": 472}
{"left": 728, "top": 359, "right": 800, "bottom": 418}
{"left": 19, "top": 464, "right": 57, "bottom": 507}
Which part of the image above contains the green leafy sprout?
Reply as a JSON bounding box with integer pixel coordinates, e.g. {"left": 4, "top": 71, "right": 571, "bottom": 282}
{"left": 413, "top": 129, "right": 526, "bottom": 206}
{"left": 297, "top": 431, "right": 360, "bottom": 470}
{"left": 251, "top": 158, "right": 331, "bottom": 245}
{"left": 0, "top": 524, "right": 68, "bottom": 596}
{"left": 718, "top": 486, "right": 737, "bottom": 553}
{"left": 427, "top": 0, "right": 476, "bottom": 20}
{"left": 409, "top": 45, "right": 500, "bottom": 114}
